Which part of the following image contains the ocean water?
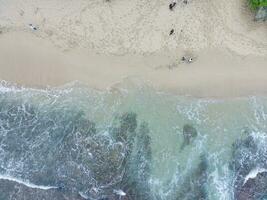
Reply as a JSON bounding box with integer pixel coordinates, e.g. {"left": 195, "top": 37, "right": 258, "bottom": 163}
{"left": 0, "top": 80, "right": 267, "bottom": 200}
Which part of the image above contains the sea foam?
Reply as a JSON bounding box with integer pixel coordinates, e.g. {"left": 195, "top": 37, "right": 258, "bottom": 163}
{"left": 243, "top": 167, "right": 267, "bottom": 185}
{"left": 0, "top": 174, "right": 58, "bottom": 190}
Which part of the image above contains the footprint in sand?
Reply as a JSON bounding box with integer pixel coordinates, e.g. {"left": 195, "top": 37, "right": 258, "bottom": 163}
{"left": 0, "top": 25, "right": 3, "bottom": 34}
{"left": 34, "top": 7, "right": 39, "bottom": 15}
{"left": 19, "top": 10, "right": 24, "bottom": 16}
{"left": 45, "top": 29, "right": 53, "bottom": 37}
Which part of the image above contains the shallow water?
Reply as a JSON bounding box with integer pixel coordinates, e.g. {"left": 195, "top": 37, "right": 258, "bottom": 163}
{"left": 0, "top": 80, "right": 267, "bottom": 200}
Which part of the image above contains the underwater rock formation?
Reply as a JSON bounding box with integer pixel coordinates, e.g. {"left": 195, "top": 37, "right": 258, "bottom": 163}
{"left": 231, "top": 134, "right": 267, "bottom": 200}
{"left": 0, "top": 97, "right": 153, "bottom": 200}
{"left": 237, "top": 171, "right": 267, "bottom": 200}
{"left": 180, "top": 124, "right": 198, "bottom": 150}
{"left": 112, "top": 114, "right": 153, "bottom": 200}
{"left": 174, "top": 155, "right": 208, "bottom": 200}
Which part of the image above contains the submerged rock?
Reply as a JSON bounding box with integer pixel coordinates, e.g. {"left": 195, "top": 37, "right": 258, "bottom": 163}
{"left": 0, "top": 99, "right": 154, "bottom": 199}
{"left": 113, "top": 112, "right": 137, "bottom": 143}
{"left": 231, "top": 134, "right": 267, "bottom": 200}
{"left": 180, "top": 124, "right": 198, "bottom": 150}
{"left": 120, "top": 112, "right": 138, "bottom": 133}
{"left": 237, "top": 171, "right": 267, "bottom": 200}
{"left": 115, "top": 121, "right": 153, "bottom": 200}
{"left": 0, "top": 102, "right": 154, "bottom": 200}
{"left": 0, "top": 99, "right": 124, "bottom": 199}
{"left": 175, "top": 155, "right": 208, "bottom": 200}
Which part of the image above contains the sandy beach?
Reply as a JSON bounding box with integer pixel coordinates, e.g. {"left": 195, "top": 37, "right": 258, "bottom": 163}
{"left": 2, "top": 1, "right": 267, "bottom": 199}
{"left": 0, "top": 0, "right": 266, "bottom": 97}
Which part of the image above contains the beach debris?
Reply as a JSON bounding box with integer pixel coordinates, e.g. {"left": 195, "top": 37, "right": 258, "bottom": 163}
{"left": 28, "top": 24, "right": 38, "bottom": 31}
{"left": 169, "top": 0, "right": 177, "bottom": 10}
{"left": 169, "top": 29, "right": 174, "bottom": 35}
{"left": 183, "top": 0, "right": 188, "bottom": 4}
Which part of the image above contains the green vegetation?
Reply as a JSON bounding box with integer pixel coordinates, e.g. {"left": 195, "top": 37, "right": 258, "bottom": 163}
{"left": 249, "top": 0, "right": 267, "bottom": 10}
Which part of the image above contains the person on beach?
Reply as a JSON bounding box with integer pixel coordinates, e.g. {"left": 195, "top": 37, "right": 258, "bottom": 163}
{"left": 169, "top": 29, "right": 174, "bottom": 35}
{"left": 29, "top": 24, "right": 37, "bottom": 31}
{"left": 181, "top": 56, "right": 194, "bottom": 63}
{"left": 169, "top": 0, "right": 177, "bottom": 10}
{"left": 188, "top": 57, "right": 193, "bottom": 63}
{"left": 169, "top": 3, "right": 174, "bottom": 10}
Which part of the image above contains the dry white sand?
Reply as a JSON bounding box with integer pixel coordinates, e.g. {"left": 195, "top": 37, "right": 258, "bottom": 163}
{"left": 0, "top": 0, "right": 266, "bottom": 97}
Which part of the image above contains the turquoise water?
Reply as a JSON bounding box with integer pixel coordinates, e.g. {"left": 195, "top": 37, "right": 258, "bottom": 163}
{"left": 0, "top": 80, "right": 267, "bottom": 200}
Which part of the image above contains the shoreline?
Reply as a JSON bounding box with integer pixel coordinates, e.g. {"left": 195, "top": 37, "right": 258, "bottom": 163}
{"left": 0, "top": 31, "right": 266, "bottom": 98}
{"left": 0, "top": 0, "right": 266, "bottom": 98}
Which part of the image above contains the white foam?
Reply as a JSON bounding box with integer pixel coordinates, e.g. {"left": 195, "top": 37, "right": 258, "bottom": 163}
{"left": 176, "top": 100, "right": 212, "bottom": 124}
{"left": 113, "top": 189, "right": 126, "bottom": 196}
{"left": 0, "top": 80, "right": 26, "bottom": 93}
{"left": 78, "top": 191, "right": 89, "bottom": 199}
{"left": 0, "top": 174, "right": 58, "bottom": 190}
{"left": 251, "top": 132, "right": 267, "bottom": 151}
{"left": 0, "top": 85, "right": 20, "bottom": 93}
{"left": 250, "top": 97, "right": 267, "bottom": 125}
{"left": 209, "top": 152, "right": 234, "bottom": 200}
{"left": 243, "top": 167, "right": 267, "bottom": 185}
